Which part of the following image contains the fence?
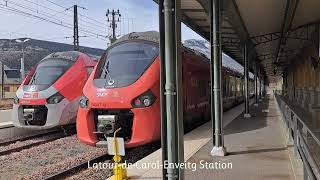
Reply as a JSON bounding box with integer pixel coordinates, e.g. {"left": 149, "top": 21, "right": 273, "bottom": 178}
{"left": 275, "top": 92, "right": 320, "bottom": 180}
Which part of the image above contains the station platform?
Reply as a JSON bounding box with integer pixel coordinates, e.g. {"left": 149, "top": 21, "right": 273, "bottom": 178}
{"left": 0, "top": 109, "right": 40, "bottom": 141}
{"left": 123, "top": 94, "right": 303, "bottom": 180}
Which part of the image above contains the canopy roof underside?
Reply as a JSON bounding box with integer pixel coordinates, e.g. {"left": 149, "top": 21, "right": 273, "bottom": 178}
{"left": 156, "top": 0, "right": 320, "bottom": 83}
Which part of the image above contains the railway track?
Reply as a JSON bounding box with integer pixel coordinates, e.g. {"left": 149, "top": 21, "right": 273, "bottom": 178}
{"left": 44, "top": 154, "right": 113, "bottom": 180}
{"left": 42, "top": 142, "right": 161, "bottom": 180}
{"left": 0, "top": 129, "right": 59, "bottom": 147}
{"left": 0, "top": 124, "right": 76, "bottom": 147}
{"left": 0, "top": 133, "right": 67, "bottom": 156}
{"left": 0, "top": 126, "right": 76, "bottom": 156}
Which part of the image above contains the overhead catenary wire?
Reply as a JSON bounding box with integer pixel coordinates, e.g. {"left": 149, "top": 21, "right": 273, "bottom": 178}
{"left": 6, "top": 0, "right": 107, "bottom": 36}
{"left": 22, "top": 0, "right": 108, "bottom": 33}
{"left": 0, "top": 3, "right": 107, "bottom": 41}
{"left": 42, "top": 0, "right": 109, "bottom": 30}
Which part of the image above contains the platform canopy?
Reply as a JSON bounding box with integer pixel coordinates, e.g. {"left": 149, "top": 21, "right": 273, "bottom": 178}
{"left": 155, "top": 0, "right": 320, "bottom": 83}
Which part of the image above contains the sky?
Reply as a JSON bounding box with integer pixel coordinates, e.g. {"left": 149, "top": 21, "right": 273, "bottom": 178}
{"left": 0, "top": 0, "right": 204, "bottom": 49}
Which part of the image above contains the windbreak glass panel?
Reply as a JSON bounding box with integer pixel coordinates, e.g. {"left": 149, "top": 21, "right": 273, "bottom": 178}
{"left": 28, "top": 59, "right": 73, "bottom": 89}
{"left": 95, "top": 42, "right": 158, "bottom": 88}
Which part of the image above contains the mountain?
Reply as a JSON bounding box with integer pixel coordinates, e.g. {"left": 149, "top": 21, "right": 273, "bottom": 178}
{"left": 0, "top": 38, "right": 105, "bottom": 71}
{"left": 183, "top": 39, "right": 254, "bottom": 78}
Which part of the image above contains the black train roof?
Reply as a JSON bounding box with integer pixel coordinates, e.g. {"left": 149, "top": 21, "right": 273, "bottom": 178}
{"left": 41, "top": 51, "right": 81, "bottom": 62}
{"left": 113, "top": 31, "right": 160, "bottom": 45}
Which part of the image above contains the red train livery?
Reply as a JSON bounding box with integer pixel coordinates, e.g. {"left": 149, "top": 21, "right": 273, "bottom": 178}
{"left": 77, "top": 31, "right": 254, "bottom": 148}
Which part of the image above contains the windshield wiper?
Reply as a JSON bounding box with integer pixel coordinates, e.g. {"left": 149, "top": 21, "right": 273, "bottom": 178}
{"left": 101, "top": 61, "right": 115, "bottom": 87}
{"left": 101, "top": 61, "right": 113, "bottom": 80}
{"left": 30, "top": 72, "right": 37, "bottom": 85}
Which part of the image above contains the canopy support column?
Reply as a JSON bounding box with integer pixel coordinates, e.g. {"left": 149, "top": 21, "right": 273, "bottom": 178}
{"left": 254, "top": 60, "right": 259, "bottom": 107}
{"left": 259, "top": 67, "right": 262, "bottom": 101}
{"left": 210, "top": 0, "right": 226, "bottom": 157}
{"left": 244, "top": 43, "right": 251, "bottom": 118}
{"left": 160, "top": 0, "right": 184, "bottom": 179}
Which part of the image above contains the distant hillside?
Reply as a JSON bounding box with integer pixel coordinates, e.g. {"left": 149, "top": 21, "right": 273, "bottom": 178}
{"left": 0, "top": 38, "right": 105, "bottom": 70}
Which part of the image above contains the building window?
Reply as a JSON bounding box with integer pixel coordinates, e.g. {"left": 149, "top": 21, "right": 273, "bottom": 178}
{"left": 4, "top": 86, "right": 10, "bottom": 92}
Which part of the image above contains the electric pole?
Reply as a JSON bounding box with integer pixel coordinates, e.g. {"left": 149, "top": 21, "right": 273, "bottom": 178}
{"left": 73, "top": 5, "right": 79, "bottom": 51}
{"left": 1, "top": 62, "right": 4, "bottom": 99}
{"left": 16, "top": 38, "right": 30, "bottom": 80}
{"left": 106, "top": 9, "right": 121, "bottom": 44}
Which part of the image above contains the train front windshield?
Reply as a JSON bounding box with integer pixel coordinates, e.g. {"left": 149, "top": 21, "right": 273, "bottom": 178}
{"left": 95, "top": 41, "right": 159, "bottom": 88}
{"left": 28, "top": 59, "right": 73, "bottom": 90}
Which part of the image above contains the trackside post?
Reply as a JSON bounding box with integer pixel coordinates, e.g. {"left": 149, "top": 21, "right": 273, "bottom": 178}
{"left": 111, "top": 128, "right": 127, "bottom": 180}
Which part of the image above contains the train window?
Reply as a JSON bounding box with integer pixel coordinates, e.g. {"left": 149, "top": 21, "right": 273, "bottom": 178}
{"left": 224, "top": 77, "right": 227, "bottom": 97}
{"left": 226, "top": 76, "right": 230, "bottom": 97}
{"left": 199, "top": 80, "right": 207, "bottom": 97}
{"left": 95, "top": 41, "right": 159, "bottom": 88}
{"left": 28, "top": 59, "right": 73, "bottom": 90}
{"left": 229, "top": 77, "right": 233, "bottom": 97}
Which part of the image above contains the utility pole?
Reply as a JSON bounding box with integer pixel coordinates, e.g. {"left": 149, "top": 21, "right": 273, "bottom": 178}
{"left": 106, "top": 9, "right": 121, "bottom": 44}
{"left": 1, "top": 62, "right": 4, "bottom": 99}
{"left": 16, "top": 38, "right": 30, "bottom": 80}
{"left": 73, "top": 5, "right": 79, "bottom": 51}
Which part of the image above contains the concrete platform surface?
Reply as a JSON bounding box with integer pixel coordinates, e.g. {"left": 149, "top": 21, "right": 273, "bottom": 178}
{"left": 0, "top": 109, "right": 40, "bottom": 141}
{"left": 122, "top": 95, "right": 302, "bottom": 180}
{"left": 185, "top": 95, "right": 301, "bottom": 180}
{"left": 119, "top": 99, "right": 254, "bottom": 179}
{"left": 0, "top": 109, "right": 12, "bottom": 123}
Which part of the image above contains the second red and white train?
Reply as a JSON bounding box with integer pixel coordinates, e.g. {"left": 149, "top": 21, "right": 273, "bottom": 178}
{"left": 12, "top": 51, "right": 96, "bottom": 129}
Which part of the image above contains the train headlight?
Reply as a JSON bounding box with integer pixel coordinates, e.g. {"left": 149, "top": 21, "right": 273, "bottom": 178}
{"left": 13, "top": 96, "right": 19, "bottom": 104}
{"left": 47, "top": 92, "right": 64, "bottom": 104}
{"left": 132, "top": 90, "right": 156, "bottom": 108}
{"left": 79, "top": 96, "right": 89, "bottom": 108}
{"left": 143, "top": 98, "right": 151, "bottom": 106}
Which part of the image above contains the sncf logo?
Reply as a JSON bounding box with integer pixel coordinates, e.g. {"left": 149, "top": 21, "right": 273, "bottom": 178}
{"left": 96, "top": 92, "right": 108, "bottom": 97}
{"left": 23, "top": 93, "right": 31, "bottom": 98}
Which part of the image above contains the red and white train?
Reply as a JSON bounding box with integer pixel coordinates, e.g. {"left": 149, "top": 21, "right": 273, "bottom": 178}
{"left": 77, "top": 31, "right": 254, "bottom": 148}
{"left": 12, "top": 51, "right": 97, "bottom": 129}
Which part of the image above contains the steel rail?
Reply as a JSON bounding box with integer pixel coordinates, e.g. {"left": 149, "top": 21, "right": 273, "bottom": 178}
{"left": 43, "top": 155, "right": 113, "bottom": 180}
{"left": 0, "top": 133, "right": 67, "bottom": 156}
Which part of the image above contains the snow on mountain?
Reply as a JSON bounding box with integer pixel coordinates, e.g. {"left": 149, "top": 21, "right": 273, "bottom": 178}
{"left": 183, "top": 39, "right": 254, "bottom": 79}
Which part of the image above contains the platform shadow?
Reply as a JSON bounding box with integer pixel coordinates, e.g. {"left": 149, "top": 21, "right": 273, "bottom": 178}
{"left": 228, "top": 146, "right": 288, "bottom": 156}
{"left": 224, "top": 97, "right": 271, "bottom": 135}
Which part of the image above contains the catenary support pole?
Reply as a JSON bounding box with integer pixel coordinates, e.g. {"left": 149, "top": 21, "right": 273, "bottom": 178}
{"left": 73, "top": 5, "right": 79, "bottom": 51}
{"left": 162, "top": 0, "right": 184, "bottom": 179}
{"left": 244, "top": 43, "right": 251, "bottom": 118}
{"left": 21, "top": 42, "right": 25, "bottom": 79}
{"left": 1, "top": 63, "right": 4, "bottom": 99}
{"left": 254, "top": 60, "right": 258, "bottom": 106}
{"left": 210, "top": 0, "right": 226, "bottom": 157}
{"left": 106, "top": 9, "right": 121, "bottom": 43}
